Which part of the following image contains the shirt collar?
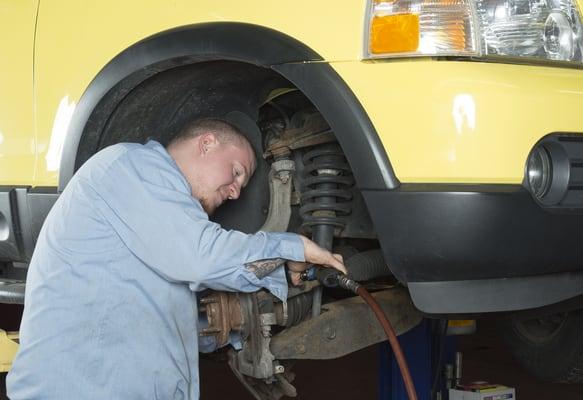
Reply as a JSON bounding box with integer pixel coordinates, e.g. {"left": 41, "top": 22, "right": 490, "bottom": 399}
{"left": 145, "top": 140, "right": 192, "bottom": 195}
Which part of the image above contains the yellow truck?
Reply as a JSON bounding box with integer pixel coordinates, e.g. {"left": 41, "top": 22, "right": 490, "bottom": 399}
{"left": 2, "top": 0, "right": 583, "bottom": 396}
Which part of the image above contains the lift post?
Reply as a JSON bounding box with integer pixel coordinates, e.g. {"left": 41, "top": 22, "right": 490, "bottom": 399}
{"left": 379, "top": 320, "right": 459, "bottom": 400}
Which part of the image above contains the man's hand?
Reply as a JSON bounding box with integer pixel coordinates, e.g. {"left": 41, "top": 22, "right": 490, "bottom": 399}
{"left": 287, "top": 236, "right": 347, "bottom": 286}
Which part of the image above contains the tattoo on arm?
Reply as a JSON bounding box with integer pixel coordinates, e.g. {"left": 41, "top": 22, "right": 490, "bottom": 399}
{"left": 245, "top": 258, "right": 286, "bottom": 279}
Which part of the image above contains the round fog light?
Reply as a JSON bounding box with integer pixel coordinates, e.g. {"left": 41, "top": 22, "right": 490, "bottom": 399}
{"left": 527, "top": 146, "right": 552, "bottom": 199}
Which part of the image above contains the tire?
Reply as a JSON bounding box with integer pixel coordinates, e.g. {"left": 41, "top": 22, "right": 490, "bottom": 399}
{"left": 500, "top": 309, "right": 583, "bottom": 383}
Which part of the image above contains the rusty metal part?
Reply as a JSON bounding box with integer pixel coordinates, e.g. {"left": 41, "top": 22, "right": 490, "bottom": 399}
{"left": 263, "top": 114, "right": 336, "bottom": 159}
{"left": 228, "top": 350, "right": 297, "bottom": 400}
{"left": 270, "top": 287, "right": 422, "bottom": 360}
{"left": 286, "top": 280, "right": 319, "bottom": 298}
{"left": 259, "top": 159, "right": 295, "bottom": 233}
{"left": 199, "top": 291, "right": 243, "bottom": 347}
{"left": 233, "top": 292, "right": 279, "bottom": 380}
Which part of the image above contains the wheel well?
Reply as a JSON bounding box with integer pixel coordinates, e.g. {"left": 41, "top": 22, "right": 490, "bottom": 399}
{"left": 73, "top": 57, "right": 381, "bottom": 239}
{"left": 74, "top": 60, "right": 293, "bottom": 232}
{"left": 76, "top": 60, "right": 286, "bottom": 167}
{"left": 59, "top": 22, "right": 397, "bottom": 193}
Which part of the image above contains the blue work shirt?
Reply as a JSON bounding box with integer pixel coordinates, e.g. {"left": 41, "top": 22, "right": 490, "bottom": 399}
{"left": 7, "top": 140, "right": 304, "bottom": 399}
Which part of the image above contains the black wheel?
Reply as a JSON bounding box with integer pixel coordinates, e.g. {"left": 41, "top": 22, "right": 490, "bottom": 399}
{"left": 500, "top": 309, "right": 583, "bottom": 383}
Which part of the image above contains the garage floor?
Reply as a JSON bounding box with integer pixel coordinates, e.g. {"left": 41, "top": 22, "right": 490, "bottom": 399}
{"left": 457, "top": 317, "right": 583, "bottom": 400}
{"left": 2, "top": 304, "right": 583, "bottom": 399}
{"left": 198, "top": 317, "right": 583, "bottom": 399}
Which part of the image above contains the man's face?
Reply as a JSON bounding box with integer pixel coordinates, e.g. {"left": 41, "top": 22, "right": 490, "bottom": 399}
{"left": 192, "top": 136, "right": 256, "bottom": 215}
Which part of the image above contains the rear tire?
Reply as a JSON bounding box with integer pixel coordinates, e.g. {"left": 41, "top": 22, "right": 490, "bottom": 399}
{"left": 500, "top": 309, "right": 583, "bottom": 383}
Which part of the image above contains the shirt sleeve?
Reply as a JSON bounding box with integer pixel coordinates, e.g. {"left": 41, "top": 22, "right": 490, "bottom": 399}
{"left": 87, "top": 147, "right": 304, "bottom": 301}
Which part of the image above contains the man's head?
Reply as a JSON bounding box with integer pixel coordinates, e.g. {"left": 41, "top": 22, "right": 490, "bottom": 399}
{"left": 167, "top": 118, "right": 256, "bottom": 215}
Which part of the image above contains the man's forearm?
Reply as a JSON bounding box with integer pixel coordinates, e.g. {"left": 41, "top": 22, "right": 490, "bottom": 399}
{"left": 244, "top": 258, "right": 286, "bottom": 279}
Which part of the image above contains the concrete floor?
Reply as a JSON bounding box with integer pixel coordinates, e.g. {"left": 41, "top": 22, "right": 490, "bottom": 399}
{"left": 2, "top": 304, "right": 583, "bottom": 399}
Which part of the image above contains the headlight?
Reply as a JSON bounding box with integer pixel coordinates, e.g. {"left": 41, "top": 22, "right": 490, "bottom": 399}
{"left": 364, "top": 0, "right": 583, "bottom": 64}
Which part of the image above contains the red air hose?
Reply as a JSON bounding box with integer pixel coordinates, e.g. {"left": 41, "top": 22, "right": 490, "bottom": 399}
{"left": 313, "top": 271, "right": 419, "bottom": 400}
{"left": 331, "top": 273, "right": 418, "bottom": 400}
{"left": 357, "top": 286, "right": 418, "bottom": 400}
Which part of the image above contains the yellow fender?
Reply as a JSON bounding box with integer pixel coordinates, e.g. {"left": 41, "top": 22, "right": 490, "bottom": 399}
{"left": 0, "top": 330, "right": 19, "bottom": 373}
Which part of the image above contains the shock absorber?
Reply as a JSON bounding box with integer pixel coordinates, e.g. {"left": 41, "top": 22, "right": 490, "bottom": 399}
{"left": 299, "top": 143, "right": 353, "bottom": 316}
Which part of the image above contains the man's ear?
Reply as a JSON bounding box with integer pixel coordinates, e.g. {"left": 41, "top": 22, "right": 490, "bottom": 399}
{"left": 199, "top": 133, "right": 219, "bottom": 155}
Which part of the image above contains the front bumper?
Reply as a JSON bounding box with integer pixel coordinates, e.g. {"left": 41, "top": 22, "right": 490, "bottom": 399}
{"left": 364, "top": 184, "right": 583, "bottom": 313}
{"left": 333, "top": 59, "right": 583, "bottom": 313}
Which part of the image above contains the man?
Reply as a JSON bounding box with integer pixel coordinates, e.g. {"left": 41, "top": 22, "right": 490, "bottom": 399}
{"left": 7, "top": 118, "right": 346, "bottom": 399}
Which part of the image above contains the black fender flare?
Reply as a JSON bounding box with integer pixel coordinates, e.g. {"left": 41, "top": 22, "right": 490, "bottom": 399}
{"left": 59, "top": 22, "right": 398, "bottom": 191}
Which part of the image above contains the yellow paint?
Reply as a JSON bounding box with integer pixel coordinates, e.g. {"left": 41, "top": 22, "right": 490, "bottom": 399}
{"left": 0, "top": 330, "right": 19, "bottom": 373}
{"left": 332, "top": 60, "right": 583, "bottom": 183}
{"left": 32, "top": 0, "right": 367, "bottom": 186}
{"left": 0, "top": 1, "right": 579, "bottom": 186}
{"left": 0, "top": 1, "right": 38, "bottom": 185}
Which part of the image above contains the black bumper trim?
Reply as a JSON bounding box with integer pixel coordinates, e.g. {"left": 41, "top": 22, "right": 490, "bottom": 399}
{"left": 0, "top": 187, "right": 58, "bottom": 262}
{"left": 363, "top": 184, "right": 583, "bottom": 313}
{"left": 409, "top": 270, "right": 583, "bottom": 313}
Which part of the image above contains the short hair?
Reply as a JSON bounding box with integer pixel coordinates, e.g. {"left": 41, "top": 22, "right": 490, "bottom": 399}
{"left": 169, "top": 118, "right": 250, "bottom": 149}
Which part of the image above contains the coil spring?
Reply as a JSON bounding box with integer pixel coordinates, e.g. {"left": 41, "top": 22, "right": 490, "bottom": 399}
{"left": 299, "top": 144, "right": 354, "bottom": 231}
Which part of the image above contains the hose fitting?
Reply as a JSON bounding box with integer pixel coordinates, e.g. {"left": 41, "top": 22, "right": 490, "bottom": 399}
{"left": 306, "top": 266, "right": 361, "bottom": 294}
{"left": 336, "top": 275, "right": 361, "bottom": 294}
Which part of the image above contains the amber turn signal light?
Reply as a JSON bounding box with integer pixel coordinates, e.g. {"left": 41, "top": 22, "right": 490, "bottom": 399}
{"left": 369, "top": 14, "right": 420, "bottom": 54}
